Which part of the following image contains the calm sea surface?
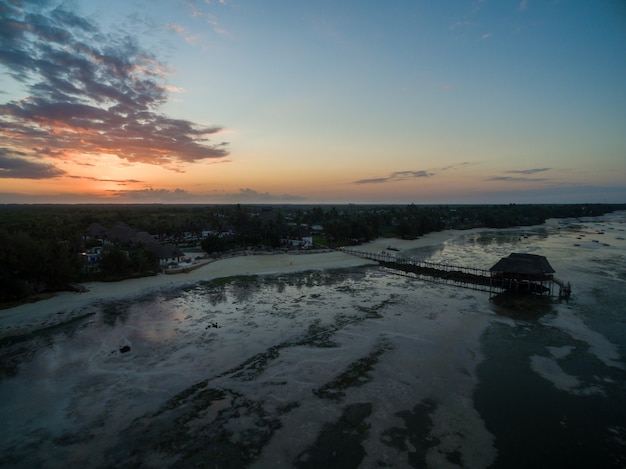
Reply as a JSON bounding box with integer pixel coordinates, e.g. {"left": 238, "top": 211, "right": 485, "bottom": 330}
{"left": 1, "top": 212, "right": 625, "bottom": 468}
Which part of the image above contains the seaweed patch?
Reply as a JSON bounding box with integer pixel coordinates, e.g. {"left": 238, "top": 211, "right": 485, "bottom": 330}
{"left": 313, "top": 339, "right": 392, "bottom": 400}
{"left": 294, "top": 402, "right": 372, "bottom": 468}
{"left": 380, "top": 398, "right": 441, "bottom": 467}
{"left": 105, "top": 386, "right": 281, "bottom": 468}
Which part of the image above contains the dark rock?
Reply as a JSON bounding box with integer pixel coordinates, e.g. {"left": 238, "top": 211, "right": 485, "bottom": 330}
{"left": 120, "top": 345, "right": 131, "bottom": 353}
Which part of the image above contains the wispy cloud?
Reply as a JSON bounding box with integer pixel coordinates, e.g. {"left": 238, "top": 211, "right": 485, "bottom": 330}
{"left": 216, "top": 188, "right": 306, "bottom": 203}
{"left": 518, "top": 0, "right": 528, "bottom": 11}
{"left": 166, "top": 23, "right": 185, "bottom": 34}
{"left": 109, "top": 188, "right": 194, "bottom": 201}
{"left": 108, "top": 187, "right": 306, "bottom": 203}
{"left": 505, "top": 167, "right": 551, "bottom": 175}
{"left": 0, "top": 0, "right": 229, "bottom": 178}
{"left": 440, "top": 161, "right": 472, "bottom": 171}
{"left": 184, "top": 0, "right": 230, "bottom": 37}
{"left": 354, "top": 170, "right": 434, "bottom": 185}
{"left": 68, "top": 175, "right": 143, "bottom": 185}
{"left": 486, "top": 176, "right": 549, "bottom": 182}
{"left": 353, "top": 177, "right": 392, "bottom": 185}
{"left": 486, "top": 167, "right": 552, "bottom": 182}
{"left": 167, "top": 23, "right": 205, "bottom": 46}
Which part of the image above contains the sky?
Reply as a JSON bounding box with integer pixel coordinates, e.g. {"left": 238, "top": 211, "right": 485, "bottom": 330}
{"left": 1, "top": 0, "right": 625, "bottom": 205}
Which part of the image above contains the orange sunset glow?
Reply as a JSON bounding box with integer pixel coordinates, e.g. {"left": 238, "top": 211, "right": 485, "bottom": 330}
{"left": 1, "top": 0, "right": 625, "bottom": 204}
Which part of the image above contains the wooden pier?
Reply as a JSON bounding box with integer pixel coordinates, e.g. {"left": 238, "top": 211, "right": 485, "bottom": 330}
{"left": 340, "top": 248, "right": 571, "bottom": 297}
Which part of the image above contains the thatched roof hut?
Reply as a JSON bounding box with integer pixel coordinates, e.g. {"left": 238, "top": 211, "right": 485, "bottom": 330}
{"left": 87, "top": 222, "right": 109, "bottom": 239}
{"left": 489, "top": 253, "right": 555, "bottom": 281}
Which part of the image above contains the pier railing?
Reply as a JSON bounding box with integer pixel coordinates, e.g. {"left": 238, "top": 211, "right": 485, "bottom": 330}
{"left": 340, "top": 248, "right": 491, "bottom": 276}
{"left": 340, "top": 247, "right": 571, "bottom": 297}
{"left": 553, "top": 277, "right": 572, "bottom": 297}
{"left": 340, "top": 248, "right": 494, "bottom": 292}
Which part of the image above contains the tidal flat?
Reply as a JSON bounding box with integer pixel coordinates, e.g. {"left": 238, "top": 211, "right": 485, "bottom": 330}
{"left": 1, "top": 212, "right": 626, "bottom": 468}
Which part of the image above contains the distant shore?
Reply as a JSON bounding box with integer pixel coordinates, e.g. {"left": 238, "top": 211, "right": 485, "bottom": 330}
{"left": 0, "top": 229, "right": 474, "bottom": 339}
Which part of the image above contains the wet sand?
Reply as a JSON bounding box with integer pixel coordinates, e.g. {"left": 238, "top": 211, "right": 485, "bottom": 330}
{"left": 0, "top": 230, "right": 473, "bottom": 339}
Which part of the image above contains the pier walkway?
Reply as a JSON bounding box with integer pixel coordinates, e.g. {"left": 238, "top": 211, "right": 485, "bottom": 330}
{"left": 340, "top": 248, "right": 571, "bottom": 297}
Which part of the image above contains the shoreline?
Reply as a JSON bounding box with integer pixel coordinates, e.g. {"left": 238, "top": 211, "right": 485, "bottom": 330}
{"left": 0, "top": 229, "right": 475, "bottom": 339}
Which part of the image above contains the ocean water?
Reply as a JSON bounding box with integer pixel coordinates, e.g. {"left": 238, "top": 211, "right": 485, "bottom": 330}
{"left": 1, "top": 212, "right": 625, "bottom": 468}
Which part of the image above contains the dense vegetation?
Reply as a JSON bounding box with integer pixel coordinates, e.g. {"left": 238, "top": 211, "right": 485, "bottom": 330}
{"left": 1, "top": 203, "right": 624, "bottom": 304}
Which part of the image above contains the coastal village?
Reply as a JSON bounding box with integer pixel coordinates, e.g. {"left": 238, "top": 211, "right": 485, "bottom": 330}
{"left": 81, "top": 211, "right": 320, "bottom": 275}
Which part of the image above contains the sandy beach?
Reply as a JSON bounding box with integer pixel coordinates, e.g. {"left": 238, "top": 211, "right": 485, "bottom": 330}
{"left": 0, "top": 230, "right": 469, "bottom": 339}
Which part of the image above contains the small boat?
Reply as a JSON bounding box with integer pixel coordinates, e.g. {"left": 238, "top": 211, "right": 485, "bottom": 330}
{"left": 387, "top": 246, "right": 400, "bottom": 251}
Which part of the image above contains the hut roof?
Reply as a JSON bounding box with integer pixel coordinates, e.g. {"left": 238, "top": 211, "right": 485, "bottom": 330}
{"left": 489, "top": 253, "right": 555, "bottom": 275}
{"left": 87, "top": 222, "right": 109, "bottom": 238}
{"left": 109, "top": 222, "right": 135, "bottom": 243}
{"left": 153, "top": 243, "right": 185, "bottom": 260}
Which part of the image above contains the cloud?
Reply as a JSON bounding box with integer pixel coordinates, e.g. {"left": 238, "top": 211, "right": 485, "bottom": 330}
{"left": 0, "top": 148, "right": 65, "bottom": 179}
{"left": 184, "top": 0, "right": 230, "bottom": 37}
{"left": 353, "top": 170, "right": 434, "bottom": 185}
{"left": 391, "top": 170, "right": 433, "bottom": 179}
{"left": 216, "top": 188, "right": 306, "bottom": 203}
{"left": 166, "top": 23, "right": 203, "bottom": 45}
{"left": 67, "top": 175, "right": 143, "bottom": 185}
{"left": 109, "top": 188, "right": 193, "bottom": 201}
{"left": 353, "top": 177, "right": 391, "bottom": 185}
{"left": 0, "top": 1, "right": 229, "bottom": 174}
{"left": 486, "top": 167, "right": 552, "bottom": 182}
{"left": 505, "top": 167, "right": 551, "bottom": 175}
{"left": 518, "top": 0, "right": 528, "bottom": 11}
{"left": 166, "top": 23, "right": 185, "bottom": 34}
{"left": 106, "top": 187, "right": 306, "bottom": 203}
{"left": 486, "top": 176, "right": 549, "bottom": 182}
{"left": 440, "top": 161, "right": 472, "bottom": 171}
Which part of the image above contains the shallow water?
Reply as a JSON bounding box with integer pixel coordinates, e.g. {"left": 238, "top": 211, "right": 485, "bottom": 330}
{"left": 1, "top": 212, "right": 625, "bottom": 468}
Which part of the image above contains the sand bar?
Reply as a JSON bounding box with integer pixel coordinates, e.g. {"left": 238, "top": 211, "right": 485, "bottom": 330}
{"left": 0, "top": 229, "right": 472, "bottom": 338}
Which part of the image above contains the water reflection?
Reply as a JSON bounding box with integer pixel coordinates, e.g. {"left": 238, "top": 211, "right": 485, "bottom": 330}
{"left": 489, "top": 292, "right": 555, "bottom": 320}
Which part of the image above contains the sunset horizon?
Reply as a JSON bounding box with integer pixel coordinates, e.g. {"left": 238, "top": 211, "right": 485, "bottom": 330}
{"left": 1, "top": 0, "right": 625, "bottom": 205}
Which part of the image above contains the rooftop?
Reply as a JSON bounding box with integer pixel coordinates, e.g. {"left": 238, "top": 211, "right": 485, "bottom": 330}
{"left": 489, "top": 253, "right": 556, "bottom": 275}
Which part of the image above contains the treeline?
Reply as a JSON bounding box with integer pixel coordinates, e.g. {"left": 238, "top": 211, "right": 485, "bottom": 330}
{"left": 0, "top": 229, "right": 82, "bottom": 301}
{"left": 0, "top": 203, "right": 624, "bottom": 303}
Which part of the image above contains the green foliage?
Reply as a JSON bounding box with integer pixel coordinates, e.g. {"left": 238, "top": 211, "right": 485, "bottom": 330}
{"left": 92, "top": 244, "right": 158, "bottom": 281}
{"left": 129, "top": 244, "right": 158, "bottom": 275}
{"left": 201, "top": 234, "right": 230, "bottom": 253}
{"left": 98, "top": 246, "right": 132, "bottom": 280}
{"left": 0, "top": 228, "right": 81, "bottom": 301}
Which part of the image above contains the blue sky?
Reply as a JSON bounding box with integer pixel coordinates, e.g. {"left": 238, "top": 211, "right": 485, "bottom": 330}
{"left": 1, "top": 0, "right": 625, "bottom": 203}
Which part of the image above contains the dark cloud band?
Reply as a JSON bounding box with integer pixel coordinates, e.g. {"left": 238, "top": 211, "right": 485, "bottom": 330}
{"left": 0, "top": 148, "right": 65, "bottom": 179}
{"left": 353, "top": 169, "right": 434, "bottom": 185}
